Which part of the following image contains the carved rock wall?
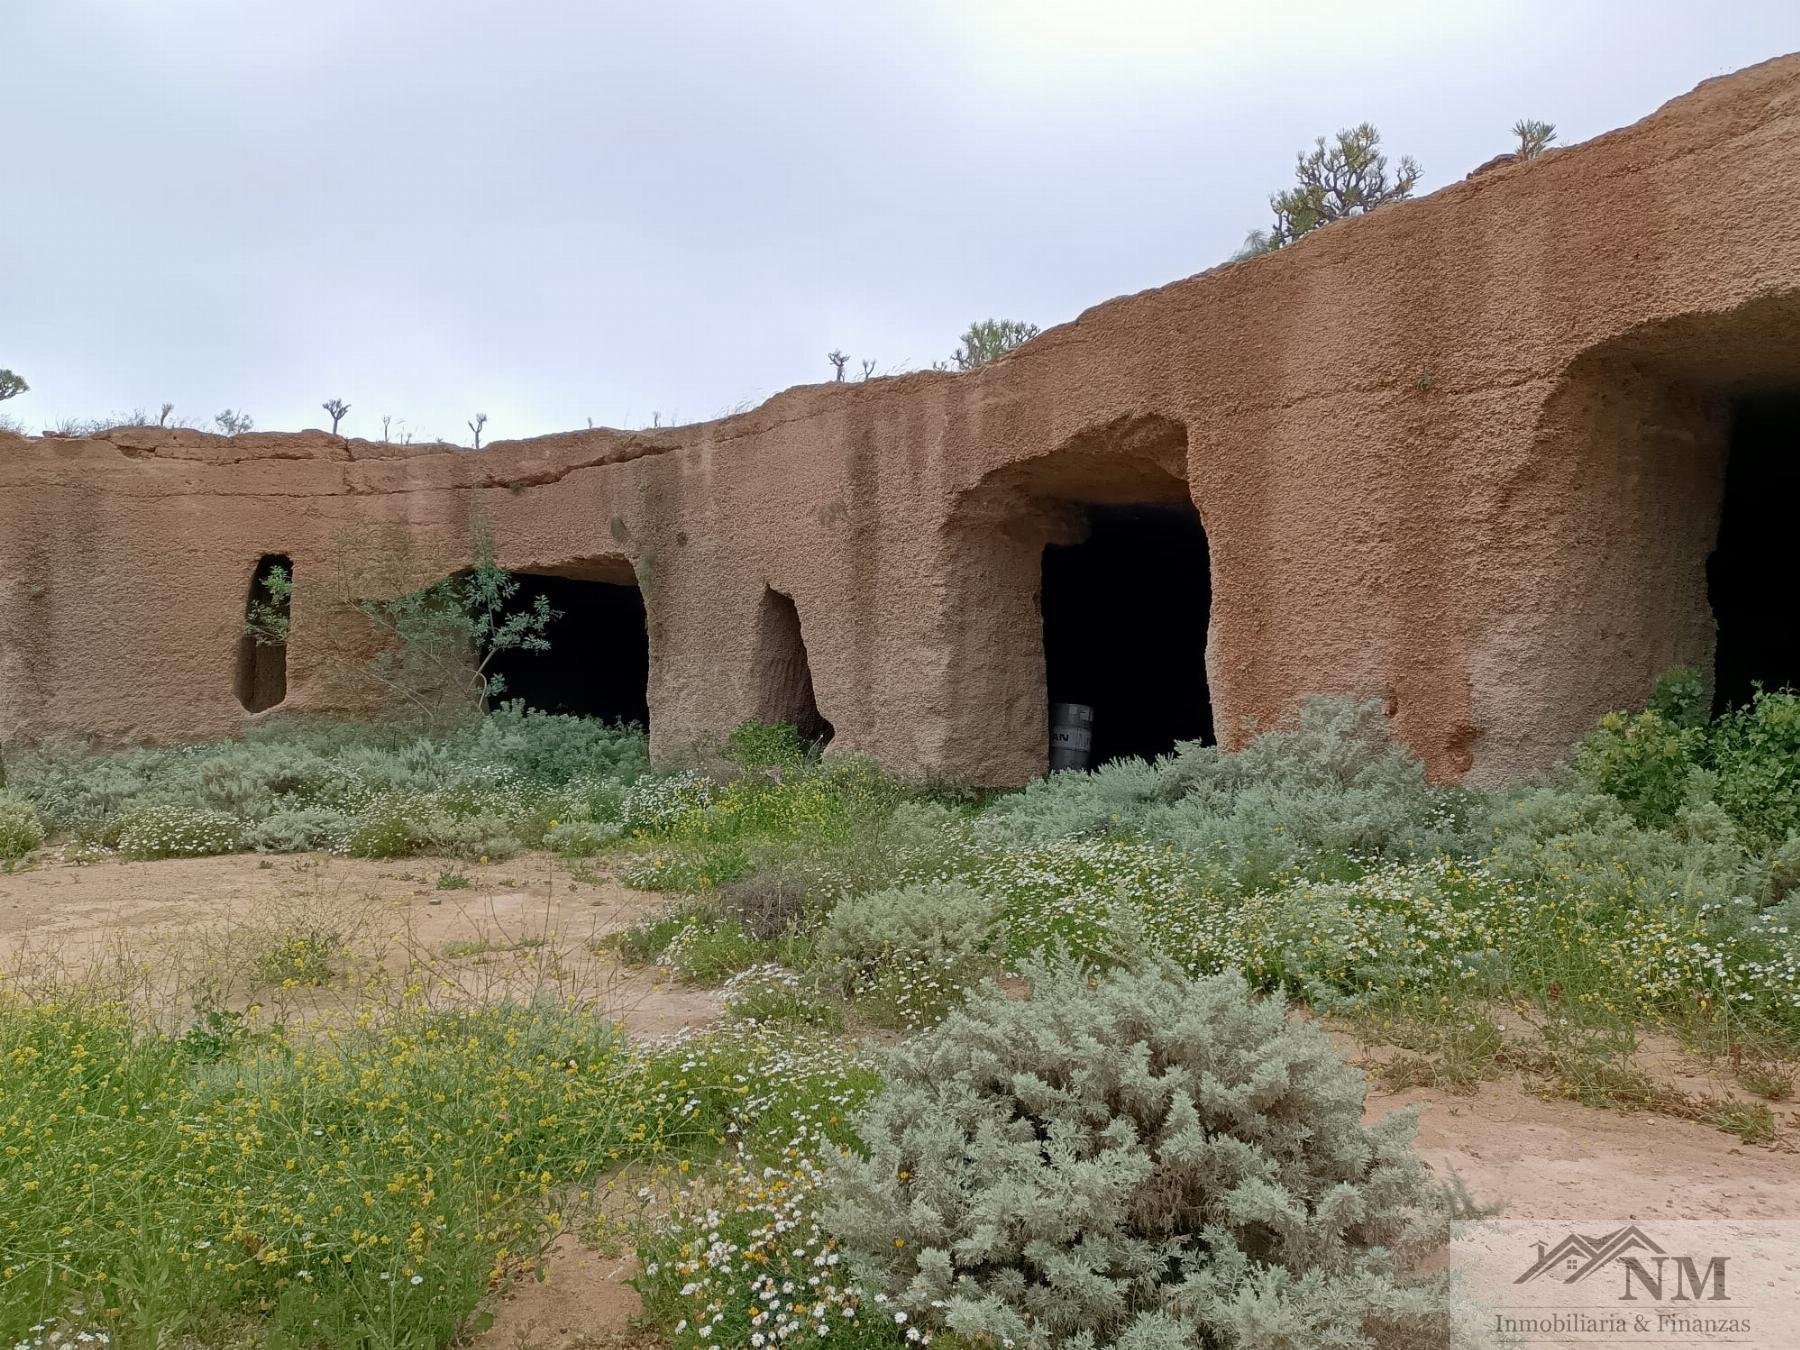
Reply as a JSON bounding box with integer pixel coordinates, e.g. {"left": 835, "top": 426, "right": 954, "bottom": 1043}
{"left": 4, "top": 56, "right": 1799, "bottom": 784}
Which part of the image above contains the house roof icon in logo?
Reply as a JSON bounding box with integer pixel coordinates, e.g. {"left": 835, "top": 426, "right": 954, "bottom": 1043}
{"left": 1516, "top": 1226, "right": 1667, "bottom": 1284}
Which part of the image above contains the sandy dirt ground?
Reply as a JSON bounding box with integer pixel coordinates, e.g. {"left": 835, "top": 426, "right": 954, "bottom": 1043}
{"left": 1, "top": 851, "right": 1795, "bottom": 1348}
{"left": 0, "top": 849, "right": 721, "bottom": 1038}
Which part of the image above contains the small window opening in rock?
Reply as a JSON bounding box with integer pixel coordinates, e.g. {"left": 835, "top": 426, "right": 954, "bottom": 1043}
{"left": 1041, "top": 502, "right": 1213, "bottom": 765}
{"left": 235, "top": 553, "right": 291, "bottom": 713}
{"left": 486, "top": 568, "right": 650, "bottom": 726}
{"left": 752, "top": 587, "right": 833, "bottom": 746}
{"left": 1708, "top": 395, "right": 1800, "bottom": 713}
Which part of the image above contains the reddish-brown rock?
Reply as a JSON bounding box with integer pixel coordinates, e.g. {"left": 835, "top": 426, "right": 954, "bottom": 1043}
{"left": 4, "top": 56, "right": 1799, "bottom": 785}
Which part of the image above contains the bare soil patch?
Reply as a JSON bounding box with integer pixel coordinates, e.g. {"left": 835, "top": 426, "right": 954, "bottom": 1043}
{"left": 0, "top": 850, "right": 720, "bottom": 1038}
{"left": 471, "top": 1239, "right": 647, "bottom": 1350}
{"left": 1368, "top": 1076, "right": 1800, "bottom": 1220}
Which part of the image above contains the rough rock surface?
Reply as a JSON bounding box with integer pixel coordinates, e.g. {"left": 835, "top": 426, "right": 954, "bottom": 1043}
{"left": 4, "top": 56, "right": 1800, "bottom": 785}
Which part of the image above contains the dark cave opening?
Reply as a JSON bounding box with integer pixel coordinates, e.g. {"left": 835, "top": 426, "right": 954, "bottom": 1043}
{"left": 235, "top": 553, "right": 291, "bottom": 714}
{"left": 753, "top": 588, "right": 833, "bottom": 746}
{"left": 1708, "top": 395, "right": 1800, "bottom": 713}
{"left": 1041, "top": 502, "right": 1213, "bottom": 766}
{"left": 487, "top": 570, "right": 650, "bottom": 726}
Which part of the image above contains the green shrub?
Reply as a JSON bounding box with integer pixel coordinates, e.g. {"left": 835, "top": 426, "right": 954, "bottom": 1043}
{"left": 456, "top": 702, "right": 648, "bottom": 785}
{"left": 660, "top": 914, "right": 778, "bottom": 983}
{"left": 721, "top": 962, "right": 843, "bottom": 1029}
{"left": 823, "top": 957, "right": 1449, "bottom": 1350}
{"left": 815, "top": 880, "right": 1003, "bottom": 1026}
{"left": 974, "top": 752, "right": 1165, "bottom": 845}
{"left": 1574, "top": 708, "right": 1701, "bottom": 827}
{"left": 726, "top": 720, "right": 819, "bottom": 768}
{"left": 612, "top": 904, "right": 788, "bottom": 983}
{"left": 422, "top": 811, "right": 521, "bottom": 861}
{"left": 620, "top": 771, "right": 715, "bottom": 834}
{"left": 345, "top": 797, "right": 427, "bottom": 858}
{"left": 1648, "top": 666, "right": 1710, "bottom": 730}
{"left": 244, "top": 805, "right": 354, "bottom": 853}
{"left": 1480, "top": 786, "right": 1748, "bottom": 914}
{"left": 620, "top": 840, "right": 753, "bottom": 891}
{"left": 116, "top": 805, "right": 241, "bottom": 860}
{"left": 561, "top": 772, "right": 628, "bottom": 824}
{"left": 0, "top": 793, "right": 43, "bottom": 863}
{"left": 545, "top": 818, "right": 622, "bottom": 856}
{"left": 1710, "top": 690, "right": 1800, "bottom": 846}
{"left": 770, "top": 798, "right": 979, "bottom": 902}
{"left": 1576, "top": 680, "right": 1800, "bottom": 845}
{"left": 1763, "top": 833, "right": 1800, "bottom": 907}
{"left": 613, "top": 910, "right": 698, "bottom": 966}
{"left": 9, "top": 711, "right": 651, "bottom": 853}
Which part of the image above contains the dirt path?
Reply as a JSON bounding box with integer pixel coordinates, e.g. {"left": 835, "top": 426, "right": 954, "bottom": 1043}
{"left": 1371, "top": 1078, "right": 1799, "bottom": 1220}
{"left": 0, "top": 849, "right": 720, "bottom": 1037}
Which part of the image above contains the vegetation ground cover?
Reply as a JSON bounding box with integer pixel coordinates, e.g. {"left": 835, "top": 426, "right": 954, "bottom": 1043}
{"left": 0, "top": 676, "right": 1795, "bottom": 1347}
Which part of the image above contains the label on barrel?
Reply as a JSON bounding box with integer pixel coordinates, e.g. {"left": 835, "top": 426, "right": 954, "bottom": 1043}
{"left": 1051, "top": 725, "right": 1094, "bottom": 752}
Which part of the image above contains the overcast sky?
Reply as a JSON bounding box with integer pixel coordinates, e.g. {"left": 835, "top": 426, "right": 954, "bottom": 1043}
{"left": 4, "top": 2, "right": 1798, "bottom": 443}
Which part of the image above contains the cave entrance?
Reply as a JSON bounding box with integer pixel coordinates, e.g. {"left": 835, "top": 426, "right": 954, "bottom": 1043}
{"left": 752, "top": 587, "right": 833, "bottom": 746}
{"left": 1042, "top": 501, "right": 1213, "bottom": 765}
{"left": 235, "top": 553, "right": 291, "bottom": 713}
{"left": 1709, "top": 394, "right": 1800, "bottom": 713}
{"left": 487, "top": 563, "right": 649, "bottom": 726}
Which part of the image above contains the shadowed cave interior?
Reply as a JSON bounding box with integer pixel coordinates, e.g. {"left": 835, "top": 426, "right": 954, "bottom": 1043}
{"left": 1041, "top": 502, "right": 1213, "bottom": 765}
{"left": 1709, "top": 395, "right": 1800, "bottom": 713}
{"left": 488, "top": 571, "right": 651, "bottom": 726}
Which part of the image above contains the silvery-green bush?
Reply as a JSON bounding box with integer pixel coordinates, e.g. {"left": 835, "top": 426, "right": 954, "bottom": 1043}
{"left": 978, "top": 697, "right": 1465, "bottom": 891}
{"left": 0, "top": 792, "right": 44, "bottom": 862}
{"left": 421, "top": 812, "right": 521, "bottom": 862}
{"left": 9, "top": 706, "right": 648, "bottom": 846}
{"left": 815, "top": 880, "right": 1004, "bottom": 1026}
{"left": 824, "top": 958, "right": 1449, "bottom": 1349}
{"left": 245, "top": 805, "right": 355, "bottom": 854}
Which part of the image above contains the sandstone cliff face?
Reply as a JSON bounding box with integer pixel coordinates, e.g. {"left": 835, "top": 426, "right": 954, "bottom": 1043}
{"left": 4, "top": 56, "right": 1799, "bottom": 785}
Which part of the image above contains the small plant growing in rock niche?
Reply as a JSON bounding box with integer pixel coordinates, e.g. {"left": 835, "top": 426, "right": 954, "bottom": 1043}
{"left": 826, "top": 349, "right": 849, "bottom": 382}
{"left": 0, "top": 368, "right": 28, "bottom": 402}
{"left": 322, "top": 397, "right": 350, "bottom": 433}
{"left": 824, "top": 955, "right": 1451, "bottom": 1348}
{"left": 1513, "top": 118, "right": 1557, "bottom": 160}
{"left": 951, "top": 318, "right": 1039, "bottom": 370}
{"left": 244, "top": 560, "right": 294, "bottom": 649}
{"left": 214, "top": 408, "right": 254, "bottom": 435}
{"left": 1238, "top": 123, "right": 1420, "bottom": 256}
